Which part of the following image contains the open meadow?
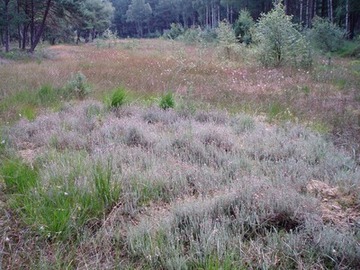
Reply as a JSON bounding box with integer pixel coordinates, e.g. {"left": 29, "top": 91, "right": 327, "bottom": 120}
{"left": 0, "top": 39, "right": 360, "bottom": 269}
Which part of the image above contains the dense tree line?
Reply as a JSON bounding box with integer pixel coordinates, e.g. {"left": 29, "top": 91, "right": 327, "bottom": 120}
{"left": 112, "top": 0, "right": 360, "bottom": 38}
{"left": 1, "top": 0, "right": 359, "bottom": 52}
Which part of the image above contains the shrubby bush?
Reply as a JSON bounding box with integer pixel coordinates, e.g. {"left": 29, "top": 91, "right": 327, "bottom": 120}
{"left": 309, "top": 16, "right": 345, "bottom": 54}
{"left": 177, "top": 27, "right": 203, "bottom": 44}
{"left": 216, "top": 20, "right": 239, "bottom": 60}
{"left": 253, "top": 2, "right": 312, "bottom": 68}
{"left": 164, "top": 23, "right": 184, "bottom": 39}
{"left": 164, "top": 24, "right": 217, "bottom": 44}
{"left": 64, "top": 72, "right": 91, "bottom": 99}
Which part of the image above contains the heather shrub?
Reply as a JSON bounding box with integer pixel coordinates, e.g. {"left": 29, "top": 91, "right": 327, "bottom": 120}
{"left": 3, "top": 101, "right": 360, "bottom": 268}
{"left": 142, "top": 106, "right": 178, "bottom": 124}
{"left": 195, "top": 110, "right": 228, "bottom": 124}
{"left": 230, "top": 114, "right": 255, "bottom": 133}
{"left": 124, "top": 127, "right": 151, "bottom": 148}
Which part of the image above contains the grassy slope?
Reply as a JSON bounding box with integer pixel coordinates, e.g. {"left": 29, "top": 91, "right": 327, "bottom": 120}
{"left": 0, "top": 39, "right": 360, "bottom": 269}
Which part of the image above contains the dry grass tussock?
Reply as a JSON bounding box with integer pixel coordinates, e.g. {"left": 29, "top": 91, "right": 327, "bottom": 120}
{"left": 1, "top": 100, "right": 360, "bottom": 269}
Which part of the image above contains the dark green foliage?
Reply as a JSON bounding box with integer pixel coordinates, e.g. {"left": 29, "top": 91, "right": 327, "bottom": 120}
{"left": 110, "top": 87, "right": 127, "bottom": 108}
{"left": 164, "top": 23, "right": 184, "bottom": 39}
{"left": 159, "top": 92, "right": 175, "bottom": 110}
{"left": 310, "top": 17, "right": 346, "bottom": 53}
{"left": 234, "top": 9, "right": 255, "bottom": 44}
{"left": 338, "top": 40, "right": 360, "bottom": 59}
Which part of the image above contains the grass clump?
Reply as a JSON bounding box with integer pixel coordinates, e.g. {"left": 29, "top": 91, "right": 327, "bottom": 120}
{"left": 0, "top": 158, "right": 38, "bottom": 194}
{"left": 110, "top": 87, "right": 127, "bottom": 108}
{"left": 159, "top": 91, "right": 175, "bottom": 110}
{"left": 36, "top": 84, "right": 59, "bottom": 106}
{"left": 1, "top": 151, "right": 121, "bottom": 242}
{"left": 267, "top": 102, "right": 295, "bottom": 122}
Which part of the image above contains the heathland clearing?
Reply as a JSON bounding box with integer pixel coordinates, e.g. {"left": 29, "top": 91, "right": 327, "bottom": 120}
{"left": 0, "top": 39, "right": 360, "bottom": 269}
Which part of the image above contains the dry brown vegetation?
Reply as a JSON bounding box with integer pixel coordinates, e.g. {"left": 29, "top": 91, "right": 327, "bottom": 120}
{"left": 0, "top": 39, "right": 360, "bottom": 269}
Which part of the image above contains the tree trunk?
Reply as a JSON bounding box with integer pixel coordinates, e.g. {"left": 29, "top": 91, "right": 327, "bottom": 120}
{"left": 29, "top": 0, "right": 52, "bottom": 52}
{"left": 226, "top": 4, "right": 229, "bottom": 21}
{"left": 4, "top": 0, "right": 10, "bottom": 52}
{"left": 211, "top": 4, "right": 215, "bottom": 28}
{"left": 300, "top": 0, "right": 303, "bottom": 25}
{"left": 0, "top": 30, "right": 3, "bottom": 48}
{"left": 321, "top": 0, "right": 326, "bottom": 17}
{"left": 205, "top": 5, "right": 209, "bottom": 27}
{"left": 76, "top": 30, "right": 80, "bottom": 44}
{"left": 328, "top": 0, "right": 333, "bottom": 22}
{"left": 22, "top": 25, "right": 28, "bottom": 50}
{"left": 345, "top": 0, "right": 350, "bottom": 37}
{"left": 305, "top": 0, "right": 310, "bottom": 27}
{"left": 17, "top": 0, "right": 21, "bottom": 49}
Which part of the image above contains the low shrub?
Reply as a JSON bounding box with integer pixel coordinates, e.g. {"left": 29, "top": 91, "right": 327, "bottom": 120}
{"left": 64, "top": 72, "right": 91, "bottom": 99}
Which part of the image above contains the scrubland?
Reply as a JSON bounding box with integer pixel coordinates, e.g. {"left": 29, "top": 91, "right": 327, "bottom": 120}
{"left": 0, "top": 39, "right": 360, "bottom": 269}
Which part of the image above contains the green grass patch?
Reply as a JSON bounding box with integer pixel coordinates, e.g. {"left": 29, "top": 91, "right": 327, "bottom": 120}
{"left": 110, "top": 87, "right": 127, "bottom": 108}
{"left": 267, "top": 102, "right": 295, "bottom": 122}
{"left": 131, "top": 180, "right": 169, "bottom": 206}
{"left": 308, "top": 121, "right": 331, "bottom": 135}
{"left": 3, "top": 155, "right": 121, "bottom": 242}
{"left": 36, "top": 84, "right": 59, "bottom": 106}
{"left": 0, "top": 158, "right": 38, "bottom": 194}
{"left": 337, "top": 40, "right": 360, "bottom": 59}
{"left": 0, "top": 84, "right": 64, "bottom": 122}
{"left": 20, "top": 105, "right": 37, "bottom": 121}
{"left": 159, "top": 91, "right": 175, "bottom": 110}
